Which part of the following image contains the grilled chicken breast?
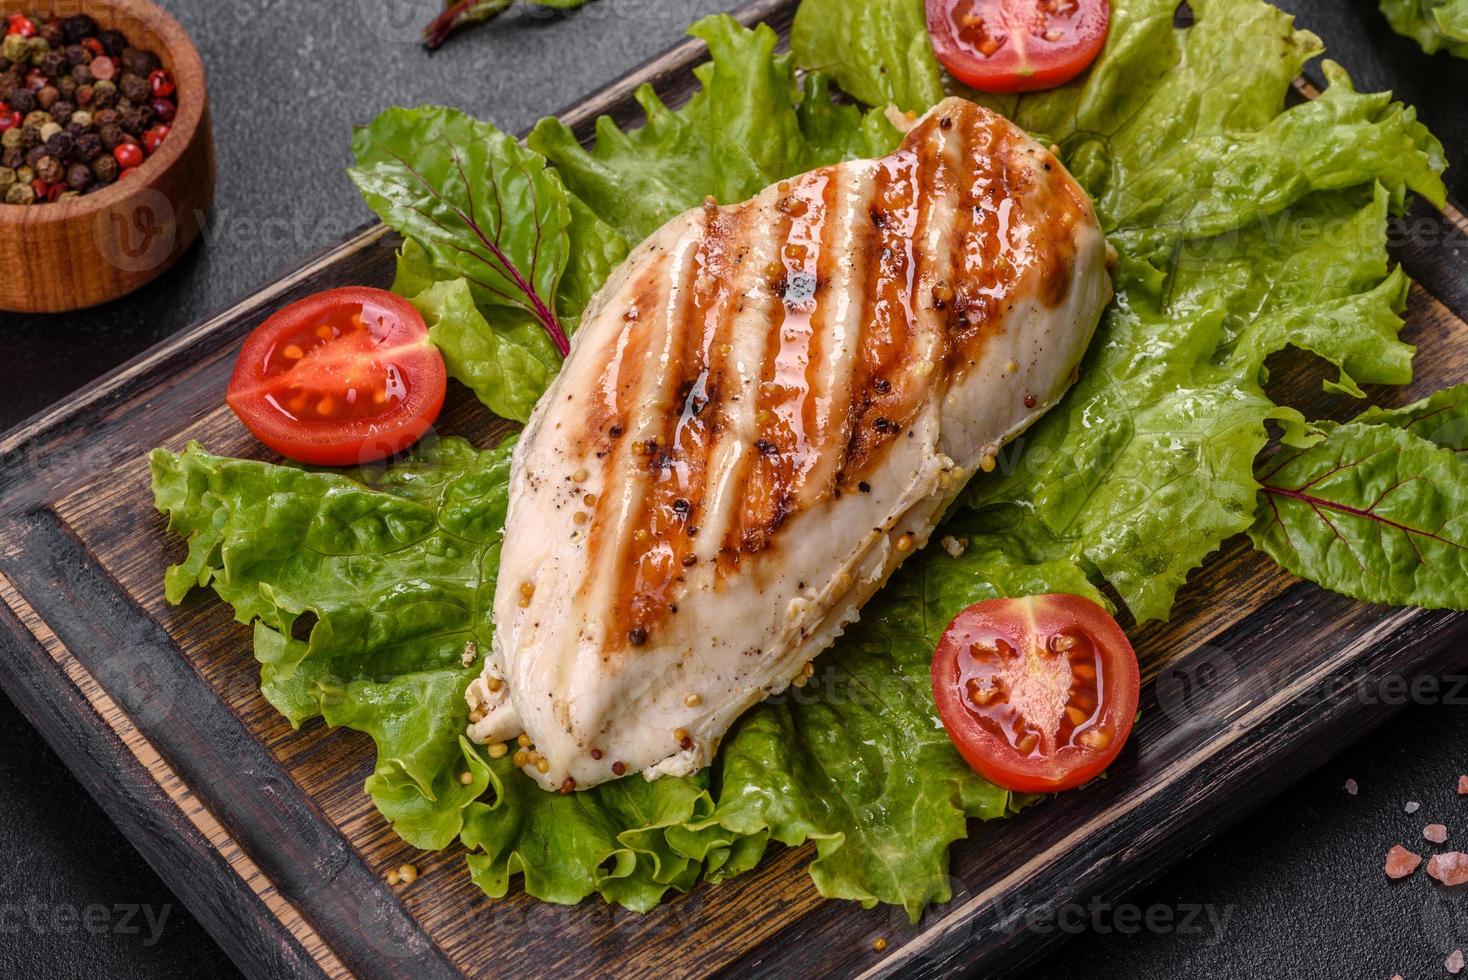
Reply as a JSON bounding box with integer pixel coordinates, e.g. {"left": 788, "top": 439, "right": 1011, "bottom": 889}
{"left": 468, "top": 97, "right": 1111, "bottom": 792}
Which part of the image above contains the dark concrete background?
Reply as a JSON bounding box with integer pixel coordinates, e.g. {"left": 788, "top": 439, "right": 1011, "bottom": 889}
{"left": 0, "top": 1, "right": 1464, "bottom": 976}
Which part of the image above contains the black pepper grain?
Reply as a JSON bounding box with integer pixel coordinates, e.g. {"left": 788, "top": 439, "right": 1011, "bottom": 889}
{"left": 118, "top": 104, "right": 151, "bottom": 134}
{"left": 72, "top": 131, "right": 101, "bottom": 161}
{"left": 49, "top": 100, "right": 74, "bottom": 126}
{"left": 97, "top": 30, "right": 126, "bottom": 57}
{"left": 97, "top": 122, "right": 125, "bottom": 150}
{"left": 40, "top": 51, "right": 66, "bottom": 79}
{"left": 45, "top": 130, "right": 73, "bottom": 161}
{"left": 9, "top": 87, "right": 34, "bottom": 114}
{"left": 118, "top": 71, "right": 148, "bottom": 104}
{"left": 63, "top": 14, "right": 98, "bottom": 44}
{"left": 120, "top": 47, "right": 159, "bottom": 76}
{"left": 90, "top": 153, "right": 118, "bottom": 182}
{"left": 64, "top": 161, "right": 91, "bottom": 191}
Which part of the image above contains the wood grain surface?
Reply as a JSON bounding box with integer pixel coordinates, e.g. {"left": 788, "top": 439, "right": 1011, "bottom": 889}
{"left": 0, "top": 2, "right": 1465, "bottom": 976}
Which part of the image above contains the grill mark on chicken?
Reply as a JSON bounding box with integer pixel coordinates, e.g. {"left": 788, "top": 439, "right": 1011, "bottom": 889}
{"left": 607, "top": 208, "right": 749, "bottom": 646}
{"left": 737, "top": 172, "right": 835, "bottom": 557}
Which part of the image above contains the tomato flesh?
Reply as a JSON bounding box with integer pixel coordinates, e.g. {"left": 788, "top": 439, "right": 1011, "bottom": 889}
{"left": 932, "top": 594, "right": 1138, "bottom": 793}
{"left": 926, "top": 0, "right": 1110, "bottom": 93}
{"left": 227, "top": 287, "right": 445, "bottom": 466}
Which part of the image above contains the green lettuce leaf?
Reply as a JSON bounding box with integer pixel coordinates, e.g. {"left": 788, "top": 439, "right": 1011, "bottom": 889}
{"left": 790, "top": 0, "right": 944, "bottom": 113}
{"left": 151, "top": 437, "right": 513, "bottom": 848}
{"left": 350, "top": 105, "right": 629, "bottom": 417}
{"left": 1355, "top": 382, "right": 1468, "bottom": 449}
{"left": 527, "top": 14, "right": 899, "bottom": 242}
{"left": 1382, "top": 0, "right": 1468, "bottom": 57}
{"left": 1250, "top": 385, "right": 1468, "bottom": 609}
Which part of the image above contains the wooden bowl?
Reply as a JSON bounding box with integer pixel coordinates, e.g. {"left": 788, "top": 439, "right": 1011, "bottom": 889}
{"left": 0, "top": 0, "right": 214, "bottom": 312}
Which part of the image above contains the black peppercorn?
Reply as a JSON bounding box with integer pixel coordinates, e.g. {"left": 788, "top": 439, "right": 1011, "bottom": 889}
{"left": 63, "top": 14, "right": 98, "bottom": 44}
{"left": 120, "top": 48, "right": 160, "bottom": 76}
{"left": 64, "top": 44, "right": 89, "bottom": 67}
{"left": 49, "top": 101, "right": 74, "bottom": 126}
{"left": 9, "top": 87, "right": 34, "bottom": 114}
{"left": 56, "top": 75, "right": 76, "bottom": 100}
{"left": 35, "top": 85, "right": 58, "bottom": 110}
{"left": 0, "top": 72, "right": 16, "bottom": 101}
{"left": 92, "top": 108, "right": 118, "bottom": 129}
{"left": 45, "top": 130, "right": 74, "bottom": 160}
{"left": 18, "top": 125, "right": 40, "bottom": 151}
{"left": 40, "top": 50, "right": 67, "bottom": 79}
{"left": 65, "top": 161, "right": 91, "bottom": 192}
{"left": 0, "top": 58, "right": 10, "bottom": 76}
{"left": 75, "top": 83, "right": 93, "bottom": 107}
{"left": 98, "top": 122, "right": 126, "bottom": 150}
{"left": 91, "top": 153, "right": 118, "bottom": 183}
{"left": 70, "top": 63, "right": 91, "bottom": 86}
{"left": 97, "top": 30, "right": 126, "bottom": 57}
{"left": 35, "top": 154, "right": 63, "bottom": 185}
{"left": 118, "top": 71, "right": 149, "bottom": 104}
{"left": 91, "top": 79, "right": 117, "bottom": 109}
{"left": 65, "top": 119, "right": 86, "bottom": 138}
{"left": 24, "top": 144, "right": 48, "bottom": 169}
{"left": 39, "top": 20, "right": 64, "bottom": 49}
{"left": 73, "top": 131, "right": 102, "bottom": 162}
{"left": 118, "top": 104, "right": 151, "bottom": 135}
{"left": 1, "top": 146, "right": 22, "bottom": 170}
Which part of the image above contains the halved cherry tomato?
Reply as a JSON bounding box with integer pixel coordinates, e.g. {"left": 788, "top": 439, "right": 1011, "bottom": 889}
{"left": 932, "top": 593, "right": 1138, "bottom": 793}
{"left": 926, "top": 0, "right": 1110, "bottom": 94}
{"left": 226, "top": 287, "right": 446, "bottom": 466}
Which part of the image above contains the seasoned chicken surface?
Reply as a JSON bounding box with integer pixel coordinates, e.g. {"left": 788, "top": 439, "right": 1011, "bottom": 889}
{"left": 468, "top": 97, "right": 1112, "bottom": 791}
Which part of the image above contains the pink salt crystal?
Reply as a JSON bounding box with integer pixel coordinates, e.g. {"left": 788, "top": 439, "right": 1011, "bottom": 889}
{"left": 1345, "top": 779, "right": 1359, "bottom": 796}
{"left": 1449, "top": 949, "right": 1465, "bottom": 975}
{"left": 1426, "top": 824, "right": 1450, "bottom": 844}
{"left": 1386, "top": 845, "right": 1423, "bottom": 879}
{"left": 1428, "top": 851, "right": 1468, "bottom": 886}
{"left": 1459, "top": 775, "right": 1468, "bottom": 795}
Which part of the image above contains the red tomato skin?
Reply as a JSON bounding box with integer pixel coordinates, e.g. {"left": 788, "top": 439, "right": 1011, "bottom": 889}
{"left": 926, "top": 0, "right": 1111, "bottom": 94}
{"left": 931, "top": 594, "right": 1139, "bottom": 794}
{"left": 226, "top": 287, "right": 446, "bottom": 467}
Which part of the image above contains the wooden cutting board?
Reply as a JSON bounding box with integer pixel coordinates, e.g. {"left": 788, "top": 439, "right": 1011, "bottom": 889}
{"left": 1, "top": 3, "right": 1465, "bottom": 976}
